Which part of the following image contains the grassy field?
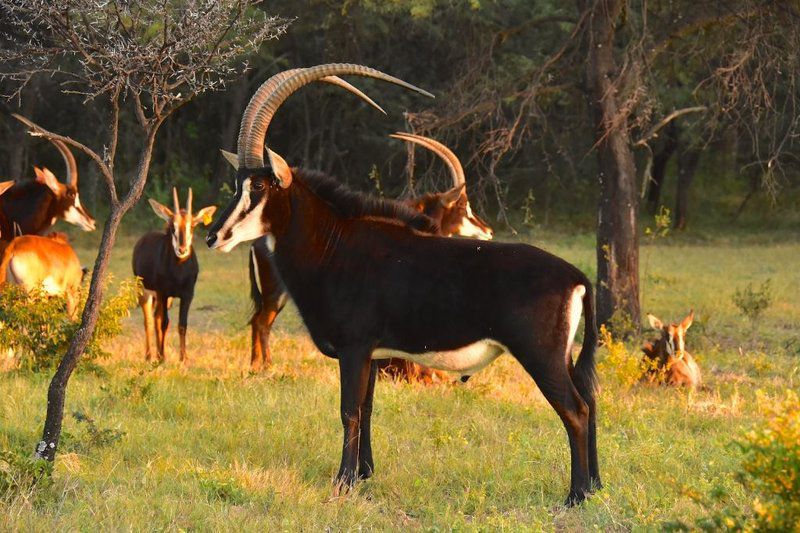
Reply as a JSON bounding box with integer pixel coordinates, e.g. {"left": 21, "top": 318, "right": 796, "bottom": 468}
{"left": 1, "top": 225, "right": 799, "bottom": 530}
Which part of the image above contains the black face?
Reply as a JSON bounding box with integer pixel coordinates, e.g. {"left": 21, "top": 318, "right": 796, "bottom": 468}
{"left": 206, "top": 170, "right": 272, "bottom": 252}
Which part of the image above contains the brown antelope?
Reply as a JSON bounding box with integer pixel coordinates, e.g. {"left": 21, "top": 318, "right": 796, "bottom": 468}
{"left": 0, "top": 233, "right": 83, "bottom": 317}
{"left": 642, "top": 310, "right": 702, "bottom": 389}
{"left": 246, "top": 133, "right": 494, "bottom": 381}
{"left": 132, "top": 188, "right": 216, "bottom": 363}
{"left": 207, "top": 64, "right": 599, "bottom": 506}
{"left": 0, "top": 132, "right": 96, "bottom": 238}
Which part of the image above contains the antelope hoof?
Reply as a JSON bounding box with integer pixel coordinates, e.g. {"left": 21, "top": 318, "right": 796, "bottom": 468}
{"left": 357, "top": 461, "right": 374, "bottom": 480}
{"left": 332, "top": 473, "right": 358, "bottom": 497}
{"left": 563, "top": 489, "right": 588, "bottom": 507}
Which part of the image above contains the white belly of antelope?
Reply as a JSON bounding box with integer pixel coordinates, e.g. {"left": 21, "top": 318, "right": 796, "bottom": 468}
{"left": 372, "top": 339, "right": 508, "bottom": 375}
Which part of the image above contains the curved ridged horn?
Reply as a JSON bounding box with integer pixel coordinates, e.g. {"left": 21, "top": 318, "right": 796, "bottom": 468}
{"left": 51, "top": 139, "right": 78, "bottom": 187}
{"left": 390, "top": 132, "right": 465, "bottom": 188}
{"left": 187, "top": 187, "right": 193, "bottom": 215}
{"left": 241, "top": 63, "right": 435, "bottom": 169}
{"left": 236, "top": 68, "right": 386, "bottom": 168}
{"left": 173, "top": 187, "right": 180, "bottom": 214}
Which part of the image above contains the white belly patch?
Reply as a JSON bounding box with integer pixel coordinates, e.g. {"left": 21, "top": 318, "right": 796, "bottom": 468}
{"left": 372, "top": 339, "right": 508, "bottom": 375}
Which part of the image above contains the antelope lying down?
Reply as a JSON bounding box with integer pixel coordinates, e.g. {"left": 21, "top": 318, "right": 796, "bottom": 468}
{"left": 207, "top": 64, "right": 600, "bottom": 505}
{"left": 0, "top": 126, "right": 95, "bottom": 238}
{"left": 132, "top": 188, "right": 216, "bottom": 363}
{"left": 642, "top": 310, "right": 701, "bottom": 389}
{"left": 246, "top": 132, "right": 493, "bottom": 381}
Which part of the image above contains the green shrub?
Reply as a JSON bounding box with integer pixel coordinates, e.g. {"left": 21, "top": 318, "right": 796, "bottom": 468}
{"left": 0, "top": 277, "right": 140, "bottom": 372}
{"left": 0, "top": 450, "right": 52, "bottom": 500}
{"left": 676, "top": 390, "right": 800, "bottom": 531}
{"left": 732, "top": 279, "right": 774, "bottom": 329}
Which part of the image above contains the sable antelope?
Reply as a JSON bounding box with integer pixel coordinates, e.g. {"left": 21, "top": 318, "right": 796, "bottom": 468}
{"left": 247, "top": 133, "right": 494, "bottom": 377}
{"left": 0, "top": 131, "right": 96, "bottom": 238}
{"left": 207, "top": 64, "right": 600, "bottom": 506}
{"left": 642, "top": 310, "right": 701, "bottom": 389}
{"left": 0, "top": 233, "right": 83, "bottom": 317}
{"left": 132, "top": 188, "right": 216, "bottom": 363}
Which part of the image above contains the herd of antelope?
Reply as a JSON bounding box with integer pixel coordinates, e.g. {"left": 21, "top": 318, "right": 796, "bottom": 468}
{"left": 1, "top": 63, "right": 704, "bottom": 506}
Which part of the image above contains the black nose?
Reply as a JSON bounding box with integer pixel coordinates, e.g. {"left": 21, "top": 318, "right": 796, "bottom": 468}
{"left": 206, "top": 233, "right": 217, "bottom": 248}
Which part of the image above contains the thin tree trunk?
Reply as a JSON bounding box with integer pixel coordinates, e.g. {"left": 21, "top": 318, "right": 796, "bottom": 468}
{"left": 8, "top": 79, "right": 38, "bottom": 178}
{"left": 586, "top": 0, "right": 641, "bottom": 329}
{"left": 673, "top": 144, "right": 700, "bottom": 230}
{"left": 646, "top": 123, "right": 678, "bottom": 213}
{"left": 36, "top": 128, "right": 159, "bottom": 461}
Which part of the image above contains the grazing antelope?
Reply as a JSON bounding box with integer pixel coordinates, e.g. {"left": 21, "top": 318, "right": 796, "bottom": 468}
{"left": 247, "top": 133, "right": 494, "bottom": 377}
{"left": 132, "top": 188, "right": 216, "bottom": 363}
{"left": 0, "top": 133, "right": 96, "bottom": 238}
{"left": 207, "top": 64, "right": 600, "bottom": 506}
{"left": 0, "top": 233, "right": 83, "bottom": 317}
{"left": 642, "top": 310, "right": 702, "bottom": 389}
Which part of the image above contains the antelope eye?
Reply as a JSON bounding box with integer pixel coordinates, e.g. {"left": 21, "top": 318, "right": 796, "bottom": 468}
{"left": 250, "top": 180, "right": 265, "bottom": 192}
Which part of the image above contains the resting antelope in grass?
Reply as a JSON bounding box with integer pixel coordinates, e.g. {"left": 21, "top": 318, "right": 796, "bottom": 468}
{"left": 207, "top": 64, "right": 600, "bottom": 506}
{"left": 246, "top": 132, "right": 494, "bottom": 378}
{"left": 0, "top": 125, "right": 96, "bottom": 238}
{"left": 132, "top": 188, "right": 216, "bottom": 363}
{"left": 0, "top": 233, "right": 83, "bottom": 318}
{"left": 642, "top": 310, "right": 701, "bottom": 389}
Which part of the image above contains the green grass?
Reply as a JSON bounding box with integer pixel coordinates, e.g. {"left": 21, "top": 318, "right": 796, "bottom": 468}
{"left": 1, "top": 223, "right": 799, "bottom": 530}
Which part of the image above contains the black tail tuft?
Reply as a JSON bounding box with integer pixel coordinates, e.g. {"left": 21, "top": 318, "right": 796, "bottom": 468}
{"left": 574, "top": 281, "right": 599, "bottom": 403}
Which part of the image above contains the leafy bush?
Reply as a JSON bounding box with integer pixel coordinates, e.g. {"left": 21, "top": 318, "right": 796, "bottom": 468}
{"left": 0, "top": 450, "right": 52, "bottom": 500}
{"left": 597, "top": 324, "right": 644, "bottom": 388}
{"left": 732, "top": 279, "right": 773, "bottom": 329}
{"left": 676, "top": 390, "right": 800, "bottom": 531}
{"left": 0, "top": 277, "right": 140, "bottom": 371}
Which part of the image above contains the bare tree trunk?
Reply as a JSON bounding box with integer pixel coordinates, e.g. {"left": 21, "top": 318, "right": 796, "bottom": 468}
{"left": 8, "top": 79, "right": 39, "bottom": 178}
{"left": 673, "top": 144, "right": 700, "bottom": 230}
{"left": 35, "top": 128, "right": 159, "bottom": 461}
{"left": 586, "top": 0, "right": 641, "bottom": 329}
{"left": 646, "top": 123, "right": 678, "bottom": 213}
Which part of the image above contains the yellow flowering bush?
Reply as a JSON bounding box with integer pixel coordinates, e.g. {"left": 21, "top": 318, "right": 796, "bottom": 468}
{"left": 684, "top": 390, "right": 800, "bottom": 531}
{"left": 597, "top": 324, "right": 644, "bottom": 389}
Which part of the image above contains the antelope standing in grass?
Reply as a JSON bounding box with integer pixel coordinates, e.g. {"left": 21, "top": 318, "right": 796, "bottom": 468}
{"left": 247, "top": 132, "right": 493, "bottom": 377}
{"left": 207, "top": 64, "right": 600, "bottom": 506}
{"left": 642, "top": 310, "right": 702, "bottom": 389}
{"left": 132, "top": 188, "right": 216, "bottom": 363}
{"left": 0, "top": 233, "right": 83, "bottom": 318}
{"left": 0, "top": 130, "right": 96, "bottom": 238}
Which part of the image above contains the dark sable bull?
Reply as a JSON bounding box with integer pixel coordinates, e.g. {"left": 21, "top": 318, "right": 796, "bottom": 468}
{"left": 245, "top": 133, "right": 493, "bottom": 377}
{"left": 0, "top": 127, "right": 96, "bottom": 239}
{"left": 132, "top": 188, "right": 216, "bottom": 363}
{"left": 207, "top": 64, "right": 600, "bottom": 506}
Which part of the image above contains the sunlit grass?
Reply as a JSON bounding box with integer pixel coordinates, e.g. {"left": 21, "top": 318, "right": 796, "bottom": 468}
{"left": 1, "top": 226, "right": 798, "bottom": 529}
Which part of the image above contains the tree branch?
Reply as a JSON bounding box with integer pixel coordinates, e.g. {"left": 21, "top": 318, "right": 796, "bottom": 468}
{"left": 633, "top": 106, "right": 707, "bottom": 147}
{"left": 12, "top": 113, "right": 118, "bottom": 204}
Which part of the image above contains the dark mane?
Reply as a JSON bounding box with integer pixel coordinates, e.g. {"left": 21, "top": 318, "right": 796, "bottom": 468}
{"left": 294, "top": 168, "right": 439, "bottom": 234}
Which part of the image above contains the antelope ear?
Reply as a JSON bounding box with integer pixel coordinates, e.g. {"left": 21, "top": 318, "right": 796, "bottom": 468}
{"left": 0, "top": 180, "right": 14, "bottom": 196}
{"left": 148, "top": 199, "right": 174, "bottom": 222}
{"left": 220, "top": 150, "right": 239, "bottom": 170}
{"left": 267, "top": 148, "right": 292, "bottom": 189}
{"left": 193, "top": 206, "right": 217, "bottom": 226}
{"left": 439, "top": 183, "right": 466, "bottom": 208}
{"left": 647, "top": 314, "right": 663, "bottom": 330}
{"left": 35, "top": 167, "right": 62, "bottom": 195}
{"left": 680, "top": 309, "right": 694, "bottom": 331}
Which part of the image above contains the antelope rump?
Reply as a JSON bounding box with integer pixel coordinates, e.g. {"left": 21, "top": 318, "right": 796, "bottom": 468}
{"left": 206, "top": 64, "right": 601, "bottom": 505}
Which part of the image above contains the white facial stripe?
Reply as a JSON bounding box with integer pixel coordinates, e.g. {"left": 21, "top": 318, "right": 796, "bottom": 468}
{"left": 62, "top": 194, "right": 95, "bottom": 230}
{"left": 566, "top": 285, "right": 586, "bottom": 361}
{"left": 455, "top": 202, "right": 492, "bottom": 240}
{"left": 213, "top": 178, "right": 269, "bottom": 252}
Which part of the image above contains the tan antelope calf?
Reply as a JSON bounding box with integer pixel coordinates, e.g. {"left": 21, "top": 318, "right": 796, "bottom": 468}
{"left": 0, "top": 233, "right": 84, "bottom": 318}
{"left": 642, "top": 310, "right": 702, "bottom": 389}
